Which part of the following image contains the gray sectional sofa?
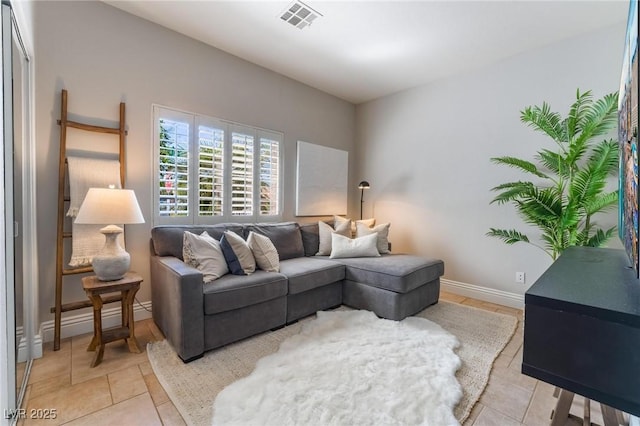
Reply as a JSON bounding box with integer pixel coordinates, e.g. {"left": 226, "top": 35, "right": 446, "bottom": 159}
{"left": 150, "top": 221, "right": 444, "bottom": 362}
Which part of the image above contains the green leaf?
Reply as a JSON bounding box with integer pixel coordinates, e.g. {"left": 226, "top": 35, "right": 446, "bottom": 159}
{"left": 521, "top": 102, "right": 566, "bottom": 143}
{"left": 585, "top": 191, "right": 618, "bottom": 215}
{"left": 535, "top": 149, "right": 569, "bottom": 177}
{"left": 585, "top": 227, "right": 617, "bottom": 247}
{"left": 565, "top": 89, "right": 593, "bottom": 140}
{"left": 567, "top": 92, "right": 618, "bottom": 164}
{"left": 516, "top": 187, "right": 563, "bottom": 224}
{"left": 486, "top": 228, "right": 530, "bottom": 244}
{"left": 490, "top": 181, "right": 535, "bottom": 204}
{"left": 490, "top": 156, "right": 549, "bottom": 179}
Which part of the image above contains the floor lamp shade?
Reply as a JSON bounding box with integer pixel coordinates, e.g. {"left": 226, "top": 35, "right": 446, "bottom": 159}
{"left": 75, "top": 188, "right": 145, "bottom": 281}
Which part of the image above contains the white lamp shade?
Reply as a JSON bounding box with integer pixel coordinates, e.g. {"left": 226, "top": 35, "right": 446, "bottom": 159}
{"left": 75, "top": 188, "right": 145, "bottom": 225}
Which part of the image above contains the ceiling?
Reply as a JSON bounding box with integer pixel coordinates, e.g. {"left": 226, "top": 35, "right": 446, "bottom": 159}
{"left": 105, "top": 1, "right": 628, "bottom": 104}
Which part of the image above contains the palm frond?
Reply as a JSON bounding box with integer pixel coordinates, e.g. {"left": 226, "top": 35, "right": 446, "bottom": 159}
{"left": 486, "top": 228, "right": 530, "bottom": 244}
{"left": 570, "top": 92, "right": 618, "bottom": 151}
{"left": 570, "top": 140, "right": 618, "bottom": 206}
{"left": 521, "top": 102, "right": 567, "bottom": 143}
{"left": 490, "top": 156, "right": 549, "bottom": 179}
{"left": 585, "top": 227, "right": 617, "bottom": 247}
{"left": 565, "top": 89, "right": 592, "bottom": 139}
{"left": 516, "top": 187, "right": 563, "bottom": 224}
{"left": 570, "top": 168, "right": 606, "bottom": 207}
{"left": 560, "top": 201, "right": 581, "bottom": 230}
{"left": 490, "top": 181, "right": 535, "bottom": 204}
{"left": 586, "top": 139, "right": 619, "bottom": 177}
{"left": 535, "top": 149, "right": 569, "bottom": 177}
{"left": 585, "top": 191, "right": 618, "bottom": 215}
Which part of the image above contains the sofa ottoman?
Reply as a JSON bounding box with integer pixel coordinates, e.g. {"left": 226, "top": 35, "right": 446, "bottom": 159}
{"left": 337, "top": 254, "right": 444, "bottom": 320}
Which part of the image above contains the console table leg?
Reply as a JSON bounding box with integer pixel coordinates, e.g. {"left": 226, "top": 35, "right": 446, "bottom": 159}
{"left": 124, "top": 287, "right": 141, "bottom": 353}
{"left": 86, "top": 294, "right": 103, "bottom": 352}
{"left": 551, "top": 389, "right": 575, "bottom": 426}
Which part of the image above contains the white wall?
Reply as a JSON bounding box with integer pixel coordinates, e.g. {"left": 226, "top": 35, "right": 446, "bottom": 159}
{"left": 355, "top": 24, "right": 625, "bottom": 304}
{"left": 33, "top": 2, "right": 355, "bottom": 330}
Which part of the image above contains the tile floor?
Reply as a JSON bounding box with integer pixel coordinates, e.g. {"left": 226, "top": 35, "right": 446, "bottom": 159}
{"left": 18, "top": 292, "right": 603, "bottom": 425}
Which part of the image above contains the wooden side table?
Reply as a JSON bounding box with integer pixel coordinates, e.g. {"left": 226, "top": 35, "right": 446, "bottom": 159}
{"left": 82, "top": 272, "right": 143, "bottom": 367}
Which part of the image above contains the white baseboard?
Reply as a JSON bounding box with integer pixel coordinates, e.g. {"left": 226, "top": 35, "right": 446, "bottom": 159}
{"left": 40, "top": 301, "right": 153, "bottom": 343}
{"left": 16, "top": 327, "right": 43, "bottom": 361}
{"left": 441, "top": 278, "right": 524, "bottom": 309}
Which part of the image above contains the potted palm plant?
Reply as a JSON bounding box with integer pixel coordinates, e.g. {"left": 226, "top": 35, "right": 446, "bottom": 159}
{"left": 487, "top": 89, "right": 619, "bottom": 260}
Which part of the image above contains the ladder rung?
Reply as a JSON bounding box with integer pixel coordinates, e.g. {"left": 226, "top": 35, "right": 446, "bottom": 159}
{"left": 58, "top": 119, "right": 121, "bottom": 135}
{"left": 63, "top": 232, "right": 72, "bottom": 238}
{"left": 50, "top": 294, "right": 122, "bottom": 313}
{"left": 62, "top": 266, "right": 93, "bottom": 275}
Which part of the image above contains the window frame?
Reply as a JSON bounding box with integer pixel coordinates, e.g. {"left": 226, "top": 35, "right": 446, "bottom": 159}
{"left": 152, "top": 105, "right": 283, "bottom": 225}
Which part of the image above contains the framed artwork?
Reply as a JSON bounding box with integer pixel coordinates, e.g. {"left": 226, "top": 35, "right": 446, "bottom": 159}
{"left": 296, "top": 141, "right": 348, "bottom": 216}
{"left": 619, "top": 0, "right": 639, "bottom": 277}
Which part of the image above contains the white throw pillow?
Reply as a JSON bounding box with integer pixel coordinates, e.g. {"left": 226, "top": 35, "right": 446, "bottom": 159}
{"left": 333, "top": 215, "right": 351, "bottom": 228}
{"left": 356, "top": 218, "right": 376, "bottom": 228}
{"left": 220, "top": 230, "right": 256, "bottom": 275}
{"left": 317, "top": 220, "right": 352, "bottom": 256}
{"left": 356, "top": 222, "right": 391, "bottom": 254}
{"left": 330, "top": 233, "right": 380, "bottom": 259}
{"left": 182, "top": 231, "right": 228, "bottom": 283}
{"left": 247, "top": 231, "right": 280, "bottom": 272}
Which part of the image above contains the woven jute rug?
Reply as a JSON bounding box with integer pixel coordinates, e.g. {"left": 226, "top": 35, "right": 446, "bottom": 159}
{"left": 147, "top": 301, "right": 518, "bottom": 426}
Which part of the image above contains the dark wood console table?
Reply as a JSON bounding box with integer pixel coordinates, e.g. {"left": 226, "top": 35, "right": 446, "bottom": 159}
{"left": 523, "top": 246, "right": 640, "bottom": 419}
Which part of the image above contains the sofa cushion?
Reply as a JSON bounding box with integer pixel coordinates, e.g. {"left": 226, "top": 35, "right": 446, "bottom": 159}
{"left": 203, "top": 270, "right": 287, "bottom": 315}
{"left": 151, "top": 224, "right": 244, "bottom": 260}
{"left": 244, "top": 222, "right": 304, "bottom": 261}
{"left": 279, "top": 257, "right": 345, "bottom": 295}
{"left": 332, "top": 254, "right": 444, "bottom": 294}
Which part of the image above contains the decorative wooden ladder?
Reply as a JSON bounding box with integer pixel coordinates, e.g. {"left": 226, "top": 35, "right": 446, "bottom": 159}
{"left": 51, "top": 89, "right": 126, "bottom": 351}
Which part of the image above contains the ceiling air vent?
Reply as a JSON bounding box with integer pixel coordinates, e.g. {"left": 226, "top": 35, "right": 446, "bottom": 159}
{"left": 280, "top": 1, "right": 322, "bottom": 30}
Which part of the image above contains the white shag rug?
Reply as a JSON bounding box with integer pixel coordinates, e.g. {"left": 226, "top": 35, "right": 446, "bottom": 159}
{"left": 147, "top": 301, "right": 518, "bottom": 426}
{"left": 212, "top": 310, "right": 462, "bottom": 426}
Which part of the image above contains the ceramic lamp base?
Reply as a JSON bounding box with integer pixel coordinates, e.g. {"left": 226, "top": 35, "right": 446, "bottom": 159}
{"left": 92, "top": 225, "right": 130, "bottom": 281}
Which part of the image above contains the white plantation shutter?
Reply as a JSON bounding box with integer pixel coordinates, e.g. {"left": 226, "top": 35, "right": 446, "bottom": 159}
{"left": 157, "top": 117, "right": 190, "bottom": 217}
{"left": 153, "top": 106, "right": 282, "bottom": 224}
{"left": 198, "top": 124, "right": 224, "bottom": 216}
{"left": 259, "top": 133, "right": 280, "bottom": 216}
{"left": 231, "top": 131, "right": 254, "bottom": 216}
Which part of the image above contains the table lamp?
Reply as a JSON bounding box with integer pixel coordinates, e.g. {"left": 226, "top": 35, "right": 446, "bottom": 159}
{"left": 75, "top": 187, "right": 145, "bottom": 281}
{"left": 358, "top": 181, "right": 370, "bottom": 220}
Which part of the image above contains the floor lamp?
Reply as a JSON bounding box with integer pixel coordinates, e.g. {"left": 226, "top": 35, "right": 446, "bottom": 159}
{"left": 358, "top": 181, "right": 370, "bottom": 220}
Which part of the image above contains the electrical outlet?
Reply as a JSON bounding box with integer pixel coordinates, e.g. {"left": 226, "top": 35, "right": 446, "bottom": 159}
{"left": 515, "top": 272, "right": 525, "bottom": 283}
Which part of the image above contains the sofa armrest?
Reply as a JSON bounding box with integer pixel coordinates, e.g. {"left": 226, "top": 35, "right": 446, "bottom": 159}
{"left": 150, "top": 255, "right": 205, "bottom": 361}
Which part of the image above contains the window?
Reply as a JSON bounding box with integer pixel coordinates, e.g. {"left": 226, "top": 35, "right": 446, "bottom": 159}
{"left": 153, "top": 106, "right": 282, "bottom": 224}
